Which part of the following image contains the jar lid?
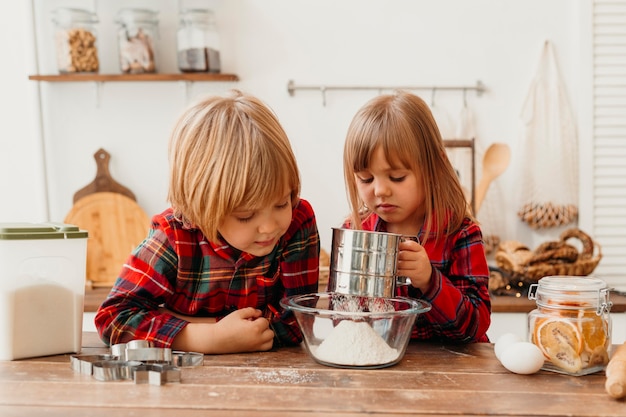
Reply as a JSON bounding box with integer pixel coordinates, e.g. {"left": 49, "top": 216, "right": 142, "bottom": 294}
{"left": 0, "top": 222, "right": 88, "bottom": 240}
{"left": 52, "top": 8, "right": 98, "bottom": 25}
{"left": 115, "top": 8, "right": 159, "bottom": 25}
{"left": 538, "top": 275, "right": 607, "bottom": 292}
{"left": 530, "top": 275, "right": 610, "bottom": 309}
{"left": 179, "top": 9, "right": 216, "bottom": 24}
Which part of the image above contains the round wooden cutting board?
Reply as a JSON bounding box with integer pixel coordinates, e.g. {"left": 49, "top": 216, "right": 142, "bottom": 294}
{"left": 65, "top": 191, "right": 151, "bottom": 288}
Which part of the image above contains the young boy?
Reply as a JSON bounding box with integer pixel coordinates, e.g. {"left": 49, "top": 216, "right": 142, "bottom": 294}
{"left": 95, "top": 90, "right": 320, "bottom": 353}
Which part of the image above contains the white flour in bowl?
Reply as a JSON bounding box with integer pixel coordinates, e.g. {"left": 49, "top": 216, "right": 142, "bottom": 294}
{"left": 312, "top": 320, "right": 399, "bottom": 366}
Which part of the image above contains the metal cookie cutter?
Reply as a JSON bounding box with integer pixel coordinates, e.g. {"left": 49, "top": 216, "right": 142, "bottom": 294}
{"left": 172, "top": 351, "right": 204, "bottom": 367}
{"left": 92, "top": 360, "right": 143, "bottom": 382}
{"left": 71, "top": 339, "right": 202, "bottom": 384}
{"left": 70, "top": 354, "right": 115, "bottom": 375}
{"left": 111, "top": 340, "right": 173, "bottom": 363}
{"left": 133, "top": 363, "right": 181, "bottom": 385}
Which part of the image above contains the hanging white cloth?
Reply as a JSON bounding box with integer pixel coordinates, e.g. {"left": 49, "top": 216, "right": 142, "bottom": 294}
{"left": 456, "top": 102, "right": 477, "bottom": 140}
{"left": 451, "top": 104, "right": 476, "bottom": 204}
{"left": 431, "top": 104, "right": 456, "bottom": 140}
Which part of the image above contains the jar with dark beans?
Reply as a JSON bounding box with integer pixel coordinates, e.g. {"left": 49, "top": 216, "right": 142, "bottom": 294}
{"left": 177, "top": 9, "right": 221, "bottom": 73}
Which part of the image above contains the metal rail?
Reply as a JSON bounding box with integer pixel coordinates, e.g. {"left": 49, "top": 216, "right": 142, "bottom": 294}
{"left": 287, "top": 79, "right": 486, "bottom": 106}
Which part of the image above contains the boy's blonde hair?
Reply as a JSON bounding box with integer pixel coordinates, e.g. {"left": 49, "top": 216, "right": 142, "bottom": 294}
{"left": 343, "top": 90, "right": 471, "bottom": 238}
{"left": 168, "top": 90, "right": 300, "bottom": 242}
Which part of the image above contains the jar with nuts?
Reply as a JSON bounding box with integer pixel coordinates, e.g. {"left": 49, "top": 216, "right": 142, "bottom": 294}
{"left": 115, "top": 8, "right": 159, "bottom": 74}
{"left": 52, "top": 8, "right": 99, "bottom": 74}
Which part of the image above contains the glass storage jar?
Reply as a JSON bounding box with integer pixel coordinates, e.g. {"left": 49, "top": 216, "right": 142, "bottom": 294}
{"left": 528, "top": 275, "right": 612, "bottom": 376}
{"left": 51, "top": 8, "right": 99, "bottom": 73}
{"left": 177, "top": 9, "right": 221, "bottom": 73}
{"left": 115, "top": 8, "right": 159, "bottom": 74}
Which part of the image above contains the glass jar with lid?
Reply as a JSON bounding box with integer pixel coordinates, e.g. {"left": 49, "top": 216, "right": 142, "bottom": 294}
{"left": 528, "top": 275, "right": 612, "bottom": 376}
{"left": 51, "top": 8, "right": 99, "bottom": 73}
{"left": 177, "top": 9, "right": 221, "bottom": 73}
{"left": 115, "top": 8, "right": 159, "bottom": 74}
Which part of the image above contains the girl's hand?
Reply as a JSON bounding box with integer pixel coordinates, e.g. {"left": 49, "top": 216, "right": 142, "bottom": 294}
{"left": 397, "top": 239, "right": 432, "bottom": 293}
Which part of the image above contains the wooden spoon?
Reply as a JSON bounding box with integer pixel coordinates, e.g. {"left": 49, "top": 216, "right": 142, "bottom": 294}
{"left": 474, "top": 143, "right": 511, "bottom": 213}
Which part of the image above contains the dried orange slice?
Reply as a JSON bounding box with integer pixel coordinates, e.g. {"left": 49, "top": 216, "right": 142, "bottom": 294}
{"left": 530, "top": 316, "right": 546, "bottom": 345}
{"left": 535, "top": 319, "right": 583, "bottom": 373}
{"left": 577, "top": 310, "right": 607, "bottom": 353}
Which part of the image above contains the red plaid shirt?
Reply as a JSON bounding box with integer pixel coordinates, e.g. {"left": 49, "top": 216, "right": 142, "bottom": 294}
{"left": 95, "top": 199, "right": 320, "bottom": 348}
{"left": 346, "top": 213, "right": 491, "bottom": 342}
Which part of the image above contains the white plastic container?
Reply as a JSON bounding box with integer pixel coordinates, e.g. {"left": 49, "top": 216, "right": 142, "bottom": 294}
{"left": 0, "top": 223, "right": 88, "bottom": 360}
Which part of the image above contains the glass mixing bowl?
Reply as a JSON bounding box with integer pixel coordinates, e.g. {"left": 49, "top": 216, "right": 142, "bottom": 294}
{"left": 280, "top": 292, "right": 431, "bottom": 369}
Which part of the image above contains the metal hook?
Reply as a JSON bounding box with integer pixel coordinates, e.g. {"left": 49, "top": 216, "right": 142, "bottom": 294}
{"left": 431, "top": 87, "right": 437, "bottom": 107}
{"left": 320, "top": 86, "right": 327, "bottom": 107}
{"left": 463, "top": 88, "right": 468, "bottom": 108}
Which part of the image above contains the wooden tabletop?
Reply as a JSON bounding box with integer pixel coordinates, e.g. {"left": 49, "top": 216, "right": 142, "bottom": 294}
{"left": 0, "top": 332, "right": 623, "bottom": 416}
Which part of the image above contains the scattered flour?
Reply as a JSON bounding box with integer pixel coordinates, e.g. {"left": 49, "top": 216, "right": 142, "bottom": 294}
{"left": 313, "top": 320, "right": 399, "bottom": 366}
{"left": 251, "top": 369, "right": 316, "bottom": 384}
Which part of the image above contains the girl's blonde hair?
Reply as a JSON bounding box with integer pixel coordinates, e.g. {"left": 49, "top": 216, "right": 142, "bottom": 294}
{"left": 168, "top": 90, "right": 300, "bottom": 242}
{"left": 343, "top": 90, "right": 472, "bottom": 238}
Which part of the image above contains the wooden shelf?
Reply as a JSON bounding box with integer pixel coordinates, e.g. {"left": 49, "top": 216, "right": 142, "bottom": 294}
{"left": 28, "top": 73, "right": 239, "bottom": 82}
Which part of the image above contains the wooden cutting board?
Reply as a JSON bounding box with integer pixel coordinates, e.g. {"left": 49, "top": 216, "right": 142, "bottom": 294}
{"left": 72, "top": 148, "right": 136, "bottom": 203}
{"left": 64, "top": 149, "right": 150, "bottom": 288}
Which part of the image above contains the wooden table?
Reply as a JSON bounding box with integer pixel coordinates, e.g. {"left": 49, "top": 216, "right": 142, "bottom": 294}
{"left": 0, "top": 333, "right": 623, "bottom": 416}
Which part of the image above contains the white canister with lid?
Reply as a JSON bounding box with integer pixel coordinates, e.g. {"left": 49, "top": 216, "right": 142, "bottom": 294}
{"left": 115, "top": 8, "right": 159, "bottom": 74}
{"left": 51, "top": 8, "right": 99, "bottom": 73}
{"left": 0, "top": 223, "right": 88, "bottom": 360}
{"left": 177, "top": 9, "right": 221, "bottom": 73}
{"left": 527, "top": 275, "right": 612, "bottom": 376}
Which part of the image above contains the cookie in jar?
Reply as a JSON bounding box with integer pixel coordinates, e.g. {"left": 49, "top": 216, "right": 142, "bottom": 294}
{"left": 51, "top": 8, "right": 99, "bottom": 73}
{"left": 528, "top": 276, "right": 612, "bottom": 376}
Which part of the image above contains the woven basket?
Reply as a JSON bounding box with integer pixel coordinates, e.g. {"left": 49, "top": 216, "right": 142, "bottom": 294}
{"left": 494, "top": 228, "right": 602, "bottom": 285}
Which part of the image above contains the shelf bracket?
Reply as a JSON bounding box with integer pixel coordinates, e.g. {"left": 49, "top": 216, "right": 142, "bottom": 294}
{"left": 180, "top": 81, "right": 193, "bottom": 102}
{"left": 94, "top": 81, "right": 103, "bottom": 108}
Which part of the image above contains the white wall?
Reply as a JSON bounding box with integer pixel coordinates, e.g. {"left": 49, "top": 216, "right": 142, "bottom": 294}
{"left": 3, "top": 0, "right": 586, "bottom": 253}
{"left": 1, "top": 2, "right": 48, "bottom": 222}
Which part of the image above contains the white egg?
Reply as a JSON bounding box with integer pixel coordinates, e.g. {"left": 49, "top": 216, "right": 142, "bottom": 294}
{"left": 499, "top": 342, "right": 545, "bottom": 375}
{"left": 494, "top": 332, "right": 523, "bottom": 360}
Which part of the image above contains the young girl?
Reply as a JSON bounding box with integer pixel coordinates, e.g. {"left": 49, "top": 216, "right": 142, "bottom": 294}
{"left": 342, "top": 90, "right": 491, "bottom": 343}
{"left": 95, "top": 90, "right": 320, "bottom": 353}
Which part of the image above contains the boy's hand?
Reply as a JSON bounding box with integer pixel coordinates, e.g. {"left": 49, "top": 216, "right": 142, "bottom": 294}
{"left": 169, "top": 306, "right": 274, "bottom": 354}
{"left": 216, "top": 307, "right": 275, "bottom": 352}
